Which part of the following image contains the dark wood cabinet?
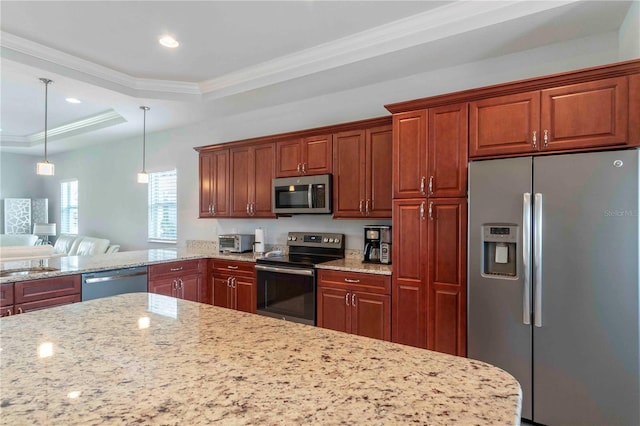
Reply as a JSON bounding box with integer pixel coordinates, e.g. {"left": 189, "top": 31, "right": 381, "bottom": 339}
{"left": 391, "top": 198, "right": 466, "bottom": 356}
{"left": 393, "top": 105, "right": 467, "bottom": 199}
{"left": 391, "top": 199, "right": 427, "bottom": 348}
{"left": 199, "top": 149, "right": 229, "bottom": 218}
{"left": 148, "top": 259, "right": 206, "bottom": 303}
{"left": 426, "top": 198, "right": 467, "bottom": 356}
{"left": 230, "top": 143, "right": 276, "bottom": 218}
{"left": 276, "top": 135, "right": 332, "bottom": 177}
{"left": 393, "top": 110, "right": 428, "bottom": 199}
{"left": 470, "top": 77, "right": 630, "bottom": 158}
{"left": 211, "top": 260, "right": 256, "bottom": 313}
{"left": 333, "top": 125, "right": 392, "bottom": 218}
{"left": 317, "top": 269, "right": 391, "bottom": 341}
{"left": 3, "top": 275, "right": 82, "bottom": 315}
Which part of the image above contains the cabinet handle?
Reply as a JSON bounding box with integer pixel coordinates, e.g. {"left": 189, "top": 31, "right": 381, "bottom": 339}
{"left": 420, "top": 201, "right": 425, "bottom": 220}
{"left": 302, "top": 163, "right": 307, "bottom": 174}
{"left": 231, "top": 277, "right": 236, "bottom": 289}
{"left": 543, "top": 130, "right": 549, "bottom": 148}
{"left": 227, "top": 265, "right": 239, "bottom": 270}
{"left": 344, "top": 278, "right": 360, "bottom": 284}
{"left": 252, "top": 203, "right": 256, "bottom": 216}
{"left": 246, "top": 203, "right": 250, "bottom": 215}
{"left": 428, "top": 176, "right": 434, "bottom": 195}
{"left": 226, "top": 277, "right": 231, "bottom": 287}
{"left": 179, "top": 278, "right": 184, "bottom": 289}
{"left": 420, "top": 176, "right": 426, "bottom": 195}
{"left": 365, "top": 199, "right": 370, "bottom": 216}
{"left": 5, "top": 309, "right": 12, "bottom": 316}
{"left": 170, "top": 267, "right": 183, "bottom": 272}
{"left": 172, "top": 279, "right": 177, "bottom": 289}
{"left": 212, "top": 203, "right": 216, "bottom": 215}
{"left": 351, "top": 293, "right": 356, "bottom": 307}
{"left": 359, "top": 200, "right": 364, "bottom": 215}
{"left": 208, "top": 204, "right": 212, "bottom": 214}
{"left": 428, "top": 202, "right": 434, "bottom": 220}
{"left": 17, "top": 307, "right": 23, "bottom": 314}
{"left": 532, "top": 131, "right": 537, "bottom": 148}
{"left": 297, "top": 163, "right": 302, "bottom": 174}
{"left": 345, "top": 292, "right": 350, "bottom": 306}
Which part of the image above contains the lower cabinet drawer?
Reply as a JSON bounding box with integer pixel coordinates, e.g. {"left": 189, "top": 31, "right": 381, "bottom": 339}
{"left": 148, "top": 259, "right": 204, "bottom": 279}
{"left": 317, "top": 269, "right": 391, "bottom": 294}
{"left": 15, "top": 275, "right": 81, "bottom": 304}
{"left": 15, "top": 294, "right": 81, "bottom": 314}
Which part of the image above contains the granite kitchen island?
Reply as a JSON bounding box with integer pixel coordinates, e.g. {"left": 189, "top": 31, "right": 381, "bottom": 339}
{"left": 0, "top": 293, "right": 521, "bottom": 425}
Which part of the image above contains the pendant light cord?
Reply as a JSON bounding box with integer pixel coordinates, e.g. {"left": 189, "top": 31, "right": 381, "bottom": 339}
{"left": 40, "top": 78, "right": 53, "bottom": 162}
{"left": 141, "top": 106, "right": 150, "bottom": 172}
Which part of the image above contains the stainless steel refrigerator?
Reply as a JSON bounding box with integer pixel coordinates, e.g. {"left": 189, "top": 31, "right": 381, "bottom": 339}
{"left": 468, "top": 149, "right": 639, "bottom": 425}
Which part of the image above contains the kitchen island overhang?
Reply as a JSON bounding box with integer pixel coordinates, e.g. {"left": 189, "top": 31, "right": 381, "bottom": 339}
{"left": 0, "top": 293, "right": 521, "bottom": 425}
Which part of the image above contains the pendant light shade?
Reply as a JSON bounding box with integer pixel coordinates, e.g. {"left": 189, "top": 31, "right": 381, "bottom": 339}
{"left": 137, "top": 106, "right": 150, "bottom": 184}
{"left": 36, "top": 78, "right": 55, "bottom": 176}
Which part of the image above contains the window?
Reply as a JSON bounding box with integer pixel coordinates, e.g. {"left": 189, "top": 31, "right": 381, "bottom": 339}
{"left": 60, "top": 179, "right": 78, "bottom": 235}
{"left": 148, "top": 169, "right": 177, "bottom": 242}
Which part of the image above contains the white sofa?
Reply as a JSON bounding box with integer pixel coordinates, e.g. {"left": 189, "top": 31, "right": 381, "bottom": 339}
{"left": 0, "top": 234, "right": 39, "bottom": 247}
{"left": 53, "top": 234, "right": 120, "bottom": 256}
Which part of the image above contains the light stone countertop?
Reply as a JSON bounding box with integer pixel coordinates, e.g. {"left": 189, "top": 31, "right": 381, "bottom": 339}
{"left": 0, "top": 293, "right": 522, "bottom": 425}
{"left": 316, "top": 258, "right": 392, "bottom": 275}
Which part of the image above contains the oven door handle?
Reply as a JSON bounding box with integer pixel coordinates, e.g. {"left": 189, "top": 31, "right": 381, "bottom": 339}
{"left": 255, "top": 264, "right": 315, "bottom": 277}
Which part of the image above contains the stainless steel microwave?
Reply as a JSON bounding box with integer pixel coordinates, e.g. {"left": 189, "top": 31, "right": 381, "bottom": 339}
{"left": 272, "top": 174, "right": 332, "bottom": 214}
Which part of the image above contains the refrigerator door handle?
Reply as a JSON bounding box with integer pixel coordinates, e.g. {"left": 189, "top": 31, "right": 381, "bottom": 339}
{"left": 523, "top": 193, "right": 532, "bottom": 325}
{"left": 534, "top": 192, "right": 543, "bottom": 327}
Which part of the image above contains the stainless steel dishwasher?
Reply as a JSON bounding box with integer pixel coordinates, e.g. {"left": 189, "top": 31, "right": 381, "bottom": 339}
{"left": 81, "top": 266, "right": 148, "bottom": 301}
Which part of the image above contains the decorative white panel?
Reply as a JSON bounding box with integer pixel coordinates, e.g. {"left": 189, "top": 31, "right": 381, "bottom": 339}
{"left": 4, "top": 198, "right": 32, "bottom": 234}
{"left": 31, "top": 199, "right": 49, "bottom": 226}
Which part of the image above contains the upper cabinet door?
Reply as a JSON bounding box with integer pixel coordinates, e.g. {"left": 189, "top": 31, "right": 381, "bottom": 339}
{"left": 428, "top": 103, "right": 468, "bottom": 198}
{"left": 333, "top": 130, "right": 366, "bottom": 218}
{"left": 252, "top": 143, "right": 276, "bottom": 218}
{"left": 366, "top": 125, "right": 393, "bottom": 217}
{"left": 302, "top": 134, "right": 332, "bottom": 176}
{"left": 229, "top": 146, "right": 252, "bottom": 217}
{"left": 469, "top": 91, "right": 540, "bottom": 158}
{"left": 393, "top": 110, "right": 428, "bottom": 198}
{"left": 540, "top": 77, "right": 628, "bottom": 151}
{"left": 275, "top": 138, "right": 303, "bottom": 177}
{"left": 199, "top": 151, "right": 214, "bottom": 218}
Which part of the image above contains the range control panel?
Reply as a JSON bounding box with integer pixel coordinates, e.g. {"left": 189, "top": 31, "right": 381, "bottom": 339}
{"left": 287, "top": 232, "right": 344, "bottom": 248}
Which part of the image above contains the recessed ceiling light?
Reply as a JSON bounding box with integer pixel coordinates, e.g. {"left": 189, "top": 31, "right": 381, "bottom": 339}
{"left": 65, "top": 98, "right": 81, "bottom": 104}
{"left": 159, "top": 35, "right": 179, "bottom": 48}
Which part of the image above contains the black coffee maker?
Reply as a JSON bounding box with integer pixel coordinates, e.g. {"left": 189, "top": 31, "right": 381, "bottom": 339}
{"left": 364, "top": 225, "right": 391, "bottom": 264}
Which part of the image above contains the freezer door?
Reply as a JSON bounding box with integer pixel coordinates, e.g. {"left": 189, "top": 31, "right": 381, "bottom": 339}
{"left": 468, "top": 156, "right": 533, "bottom": 419}
{"left": 533, "top": 149, "right": 639, "bottom": 425}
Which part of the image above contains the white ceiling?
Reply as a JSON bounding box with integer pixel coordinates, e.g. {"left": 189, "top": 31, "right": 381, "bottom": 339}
{"left": 0, "top": 1, "right": 634, "bottom": 155}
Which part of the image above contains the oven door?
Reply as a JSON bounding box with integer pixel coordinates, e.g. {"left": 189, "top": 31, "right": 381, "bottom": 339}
{"left": 255, "top": 264, "right": 316, "bottom": 326}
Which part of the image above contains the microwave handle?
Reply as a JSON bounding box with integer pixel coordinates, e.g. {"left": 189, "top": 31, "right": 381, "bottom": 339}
{"left": 308, "top": 184, "right": 313, "bottom": 208}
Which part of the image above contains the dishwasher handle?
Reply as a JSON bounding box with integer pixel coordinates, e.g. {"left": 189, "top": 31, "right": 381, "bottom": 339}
{"left": 83, "top": 270, "right": 148, "bottom": 284}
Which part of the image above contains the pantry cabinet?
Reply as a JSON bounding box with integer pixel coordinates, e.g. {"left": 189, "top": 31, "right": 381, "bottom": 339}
{"left": 470, "top": 77, "right": 630, "bottom": 158}
{"left": 391, "top": 198, "right": 467, "bottom": 356}
{"left": 317, "top": 269, "right": 391, "bottom": 341}
{"left": 275, "top": 135, "right": 332, "bottom": 177}
{"left": 211, "top": 260, "right": 256, "bottom": 314}
{"left": 393, "top": 103, "right": 468, "bottom": 199}
{"left": 229, "top": 143, "right": 276, "bottom": 218}
{"left": 148, "top": 259, "right": 206, "bottom": 303}
{"left": 332, "top": 124, "right": 392, "bottom": 218}
{"left": 199, "top": 149, "right": 229, "bottom": 218}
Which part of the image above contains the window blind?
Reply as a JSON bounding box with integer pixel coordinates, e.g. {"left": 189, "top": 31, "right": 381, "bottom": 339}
{"left": 148, "top": 169, "right": 177, "bottom": 242}
{"left": 60, "top": 179, "right": 79, "bottom": 235}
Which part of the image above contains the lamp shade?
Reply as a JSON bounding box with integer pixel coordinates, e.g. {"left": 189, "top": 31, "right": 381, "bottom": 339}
{"left": 33, "top": 223, "right": 57, "bottom": 236}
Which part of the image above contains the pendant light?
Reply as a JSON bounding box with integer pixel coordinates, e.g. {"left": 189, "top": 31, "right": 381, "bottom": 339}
{"left": 137, "top": 106, "right": 150, "bottom": 184}
{"left": 36, "top": 78, "right": 55, "bottom": 176}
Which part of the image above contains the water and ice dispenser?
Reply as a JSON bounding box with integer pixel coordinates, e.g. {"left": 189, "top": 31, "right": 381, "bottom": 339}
{"left": 482, "top": 225, "right": 518, "bottom": 278}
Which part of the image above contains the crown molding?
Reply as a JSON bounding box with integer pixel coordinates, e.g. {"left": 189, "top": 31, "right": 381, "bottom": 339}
{"left": 1, "top": 1, "right": 578, "bottom": 100}
{"left": 0, "top": 109, "right": 126, "bottom": 147}
{"left": 0, "top": 32, "right": 201, "bottom": 96}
